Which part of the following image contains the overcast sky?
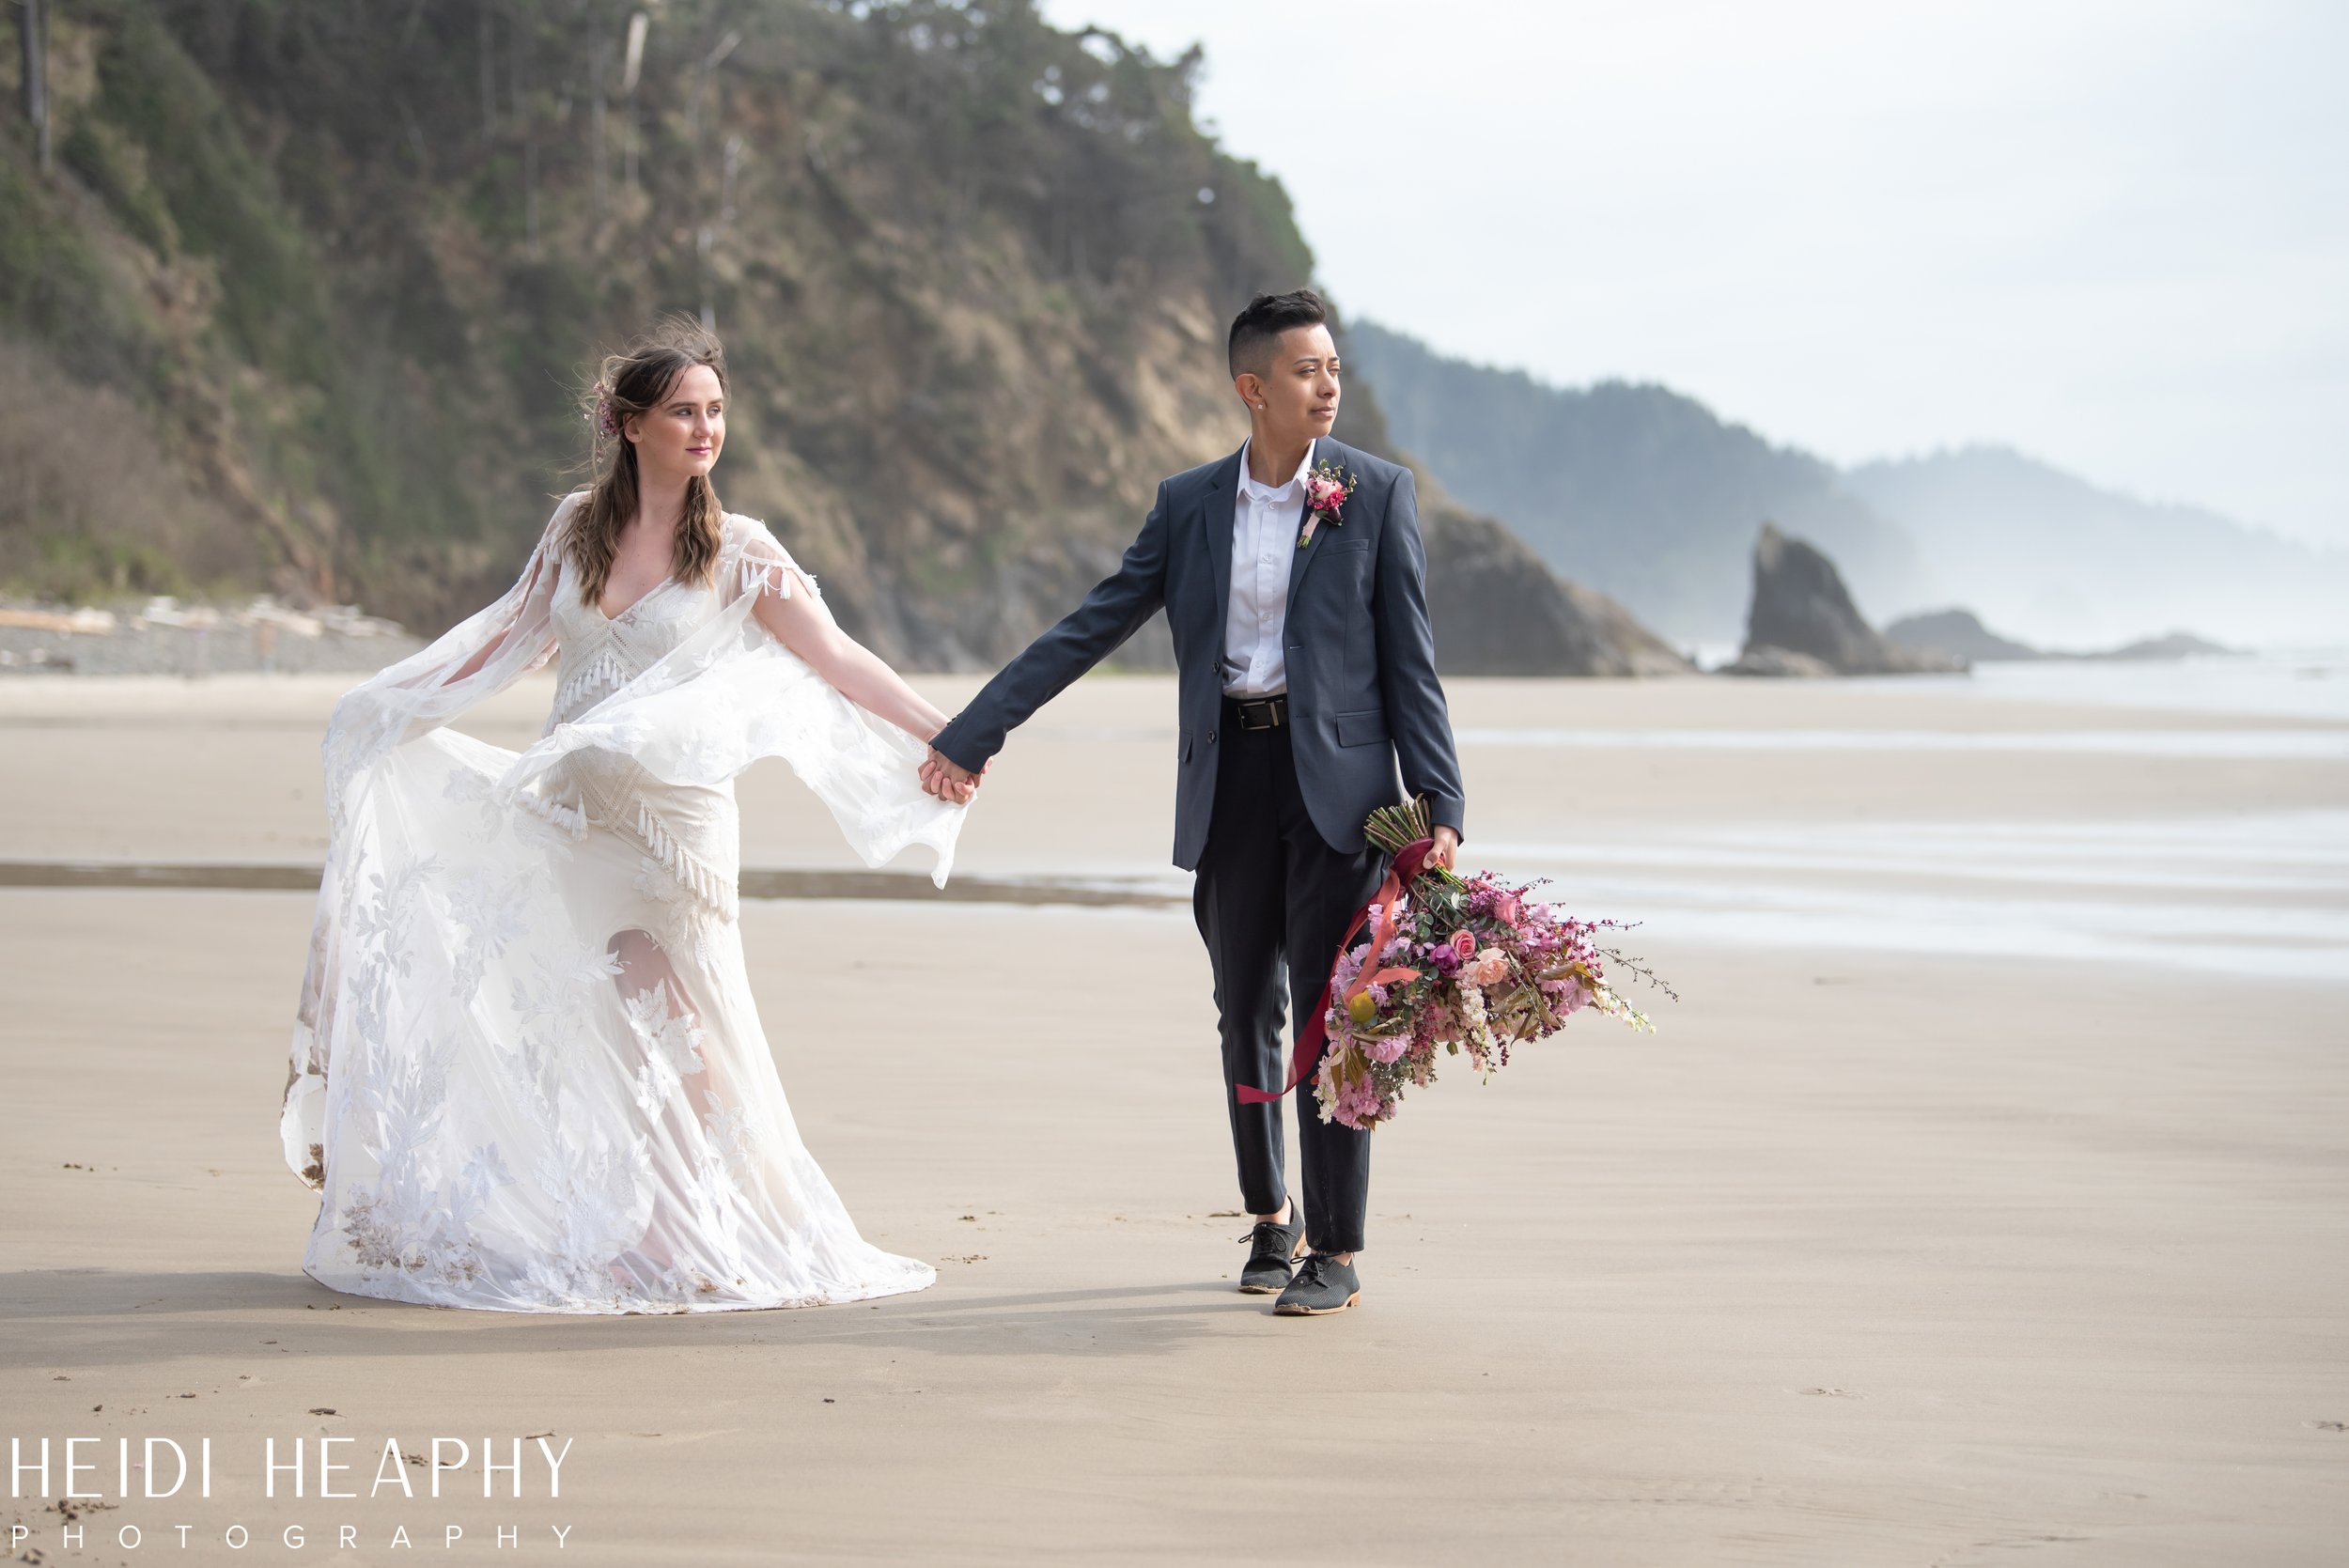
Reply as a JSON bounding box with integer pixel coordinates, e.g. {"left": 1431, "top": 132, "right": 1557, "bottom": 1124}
{"left": 1038, "top": 0, "right": 2348, "bottom": 549}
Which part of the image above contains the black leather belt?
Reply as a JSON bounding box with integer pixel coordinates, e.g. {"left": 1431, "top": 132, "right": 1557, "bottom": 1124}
{"left": 1225, "top": 693, "right": 1288, "bottom": 731}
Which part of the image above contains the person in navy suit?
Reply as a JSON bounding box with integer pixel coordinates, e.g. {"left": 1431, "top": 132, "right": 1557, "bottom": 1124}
{"left": 922, "top": 289, "right": 1466, "bottom": 1315}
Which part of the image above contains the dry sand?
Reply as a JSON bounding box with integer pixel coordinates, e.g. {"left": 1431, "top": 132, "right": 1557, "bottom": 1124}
{"left": 2, "top": 672, "right": 2344, "bottom": 1565}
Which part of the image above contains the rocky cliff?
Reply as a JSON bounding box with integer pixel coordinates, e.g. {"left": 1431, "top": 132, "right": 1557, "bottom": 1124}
{"left": 1423, "top": 500, "right": 1691, "bottom": 676}
{"left": 1, "top": 0, "right": 1683, "bottom": 679}
{"left": 0, "top": 1, "right": 1296, "bottom": 661}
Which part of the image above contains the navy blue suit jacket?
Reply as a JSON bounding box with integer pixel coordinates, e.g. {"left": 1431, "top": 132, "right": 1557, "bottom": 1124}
{"left": 930, "top": 437, "right": 1468, "bottom": 871}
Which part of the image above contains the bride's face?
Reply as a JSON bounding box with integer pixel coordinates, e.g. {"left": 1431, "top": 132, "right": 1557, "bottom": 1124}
{"left": 627, "top": 364, "right": 726, "bottom": 482}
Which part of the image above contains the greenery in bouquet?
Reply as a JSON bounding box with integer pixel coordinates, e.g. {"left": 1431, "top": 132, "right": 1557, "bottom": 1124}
{"left": 1313, "top": 799, "right": 1669, "bottom": 1130}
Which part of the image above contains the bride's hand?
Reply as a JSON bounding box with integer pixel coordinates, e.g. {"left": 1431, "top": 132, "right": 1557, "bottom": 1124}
{"left": 920, "top": 748, "right": 982, "bottom": 804}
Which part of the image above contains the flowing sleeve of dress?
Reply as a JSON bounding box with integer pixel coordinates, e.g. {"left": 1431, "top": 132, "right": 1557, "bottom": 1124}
{"left": 281, "top": 495, "right": 574, "bottom": 1186}
{"left": 497, "top": 514, "right": 967, "bottom": 888}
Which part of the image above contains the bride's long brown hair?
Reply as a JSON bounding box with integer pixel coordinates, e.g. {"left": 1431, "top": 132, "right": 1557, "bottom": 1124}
{"left": 568, "top": 318, "right": 728, "bottom": 608}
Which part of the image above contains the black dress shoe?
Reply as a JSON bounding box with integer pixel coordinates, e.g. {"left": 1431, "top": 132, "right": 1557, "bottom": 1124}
{"left": 1274, "top": 1252, "right": 1361, "bottom": 1315}
{"left": 1237, "top": 1206, "right": 1306, "bottom": 1294}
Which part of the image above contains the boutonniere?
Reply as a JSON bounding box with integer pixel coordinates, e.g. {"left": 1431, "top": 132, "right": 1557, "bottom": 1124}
{"left": 1297, "top": 462, "right": 1358, "bottom": 550}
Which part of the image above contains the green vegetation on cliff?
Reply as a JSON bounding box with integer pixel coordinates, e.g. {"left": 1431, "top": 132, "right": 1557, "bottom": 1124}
{"left": 2, "top": 0, "right": 1329, "bottom": 660}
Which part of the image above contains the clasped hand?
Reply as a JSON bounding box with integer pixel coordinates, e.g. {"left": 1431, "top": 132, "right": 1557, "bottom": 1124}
{"left": 918, "top": 747, "right": 987, "bottom": 804}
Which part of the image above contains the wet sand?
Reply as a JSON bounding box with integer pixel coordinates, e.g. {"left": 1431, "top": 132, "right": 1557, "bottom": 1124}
{"left": 2, "top": 673, "right": 2344, "bottom": 1564}
{"left": 3, "top": 671, "right": 2344, "bottom": 872}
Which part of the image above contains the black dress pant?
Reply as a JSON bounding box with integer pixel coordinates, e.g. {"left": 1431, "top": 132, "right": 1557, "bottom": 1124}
{"left": 1191, "top": 701, "right": 1388, "bottom": 1255}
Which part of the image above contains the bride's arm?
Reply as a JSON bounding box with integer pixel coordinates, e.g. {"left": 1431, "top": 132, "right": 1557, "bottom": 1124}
{"left": 321, "top": 497, "right": 573, "bottom": 800}
{"left": 749, "top": 568, "right": 950, "bottom": 742}
{"left": 440, "top": 544, "right": 557, "bottom": 685}
{"left": 372, "top": 497, "right": 571, "bottom": 694}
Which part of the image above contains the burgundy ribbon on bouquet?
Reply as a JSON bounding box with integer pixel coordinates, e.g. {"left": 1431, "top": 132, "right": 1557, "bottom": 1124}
{"left": 1237, "top": 836, "right": 1435, "bottom": 1108}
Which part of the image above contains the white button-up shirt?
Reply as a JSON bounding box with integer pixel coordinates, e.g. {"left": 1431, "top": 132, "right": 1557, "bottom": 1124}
{"left": 1221, "top": 437, "right": 1313, "bottom": 696}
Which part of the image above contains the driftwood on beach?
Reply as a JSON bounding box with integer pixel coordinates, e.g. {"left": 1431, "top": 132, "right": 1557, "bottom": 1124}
{"left": 0, "top": 597, "right": 419, "bottom": 676}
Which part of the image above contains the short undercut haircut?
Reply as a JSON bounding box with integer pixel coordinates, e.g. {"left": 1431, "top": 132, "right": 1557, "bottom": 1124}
{"left": 1227, "top": 289, "right": 1329, "bottom": 378}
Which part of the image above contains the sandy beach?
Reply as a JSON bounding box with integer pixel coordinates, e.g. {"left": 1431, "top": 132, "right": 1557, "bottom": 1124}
{"left": 4, "top": 670, "right": 2345, "bottom": 1564}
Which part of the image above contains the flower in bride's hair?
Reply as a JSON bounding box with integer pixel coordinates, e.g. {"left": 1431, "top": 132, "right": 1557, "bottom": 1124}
{"left": 593, "top": 386, "right": 622, "bottom": 440}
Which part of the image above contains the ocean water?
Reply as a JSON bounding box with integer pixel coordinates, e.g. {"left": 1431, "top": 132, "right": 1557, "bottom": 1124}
{"left": 1438, "top": 651, "right": 2349, "bottom": 977}
{"left": 1477, "top": 813, "right": 2349, "bottom": 982}
{"left": 1453, "top": 728, "right": 2349, "bottom": 759}
{"left": 1846, "top": 648, "right": 2349, "bottom": 722}
{"left": 1027, "top": 658, "right": 2349, "bottom": 977}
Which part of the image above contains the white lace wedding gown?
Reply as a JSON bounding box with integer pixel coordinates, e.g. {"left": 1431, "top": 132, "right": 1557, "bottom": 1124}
{"left": 282, "top": 493, "right": 964, "bottom": 1313}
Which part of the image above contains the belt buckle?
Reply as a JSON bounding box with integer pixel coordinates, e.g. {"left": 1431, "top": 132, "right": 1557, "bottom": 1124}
{"left": 1237, "top": 696, "right": 1284, "bottom": 731}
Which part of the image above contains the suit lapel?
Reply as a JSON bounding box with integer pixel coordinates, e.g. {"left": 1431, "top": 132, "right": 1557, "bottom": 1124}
{"left": 1199, "top": 446, "right": 1241, "bottom": 634}
{"left": 1286, "top": 437, "right": 1345, "bottom": 615}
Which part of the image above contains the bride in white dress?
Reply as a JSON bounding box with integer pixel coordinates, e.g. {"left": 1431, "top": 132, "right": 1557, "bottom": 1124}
{"left": 282, "top": 321, "right": 978, "bottom": 1313}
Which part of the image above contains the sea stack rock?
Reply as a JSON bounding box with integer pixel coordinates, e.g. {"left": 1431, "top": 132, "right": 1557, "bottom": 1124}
{"left": 1885, "top": 608, "right": 2041, "bottom": 662}
{"left": 2091, "top": 630, "right": 2238, "bottom": 661}
{"left": 1423, "top": 504, "right": 1694, "bottom": 676}
{"left": 1728, "top": 523, "right": 1963, "bottom": 675}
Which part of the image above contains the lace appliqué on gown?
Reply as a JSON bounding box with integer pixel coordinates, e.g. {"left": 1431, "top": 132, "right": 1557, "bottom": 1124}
{"left": 284, "top": 499, "right": 963, "bottom": 1313}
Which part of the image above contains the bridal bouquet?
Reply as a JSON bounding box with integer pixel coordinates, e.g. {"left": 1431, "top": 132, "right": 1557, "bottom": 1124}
{"left": 1311, "top": 799, "right": 1664, "bottom": 1131}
